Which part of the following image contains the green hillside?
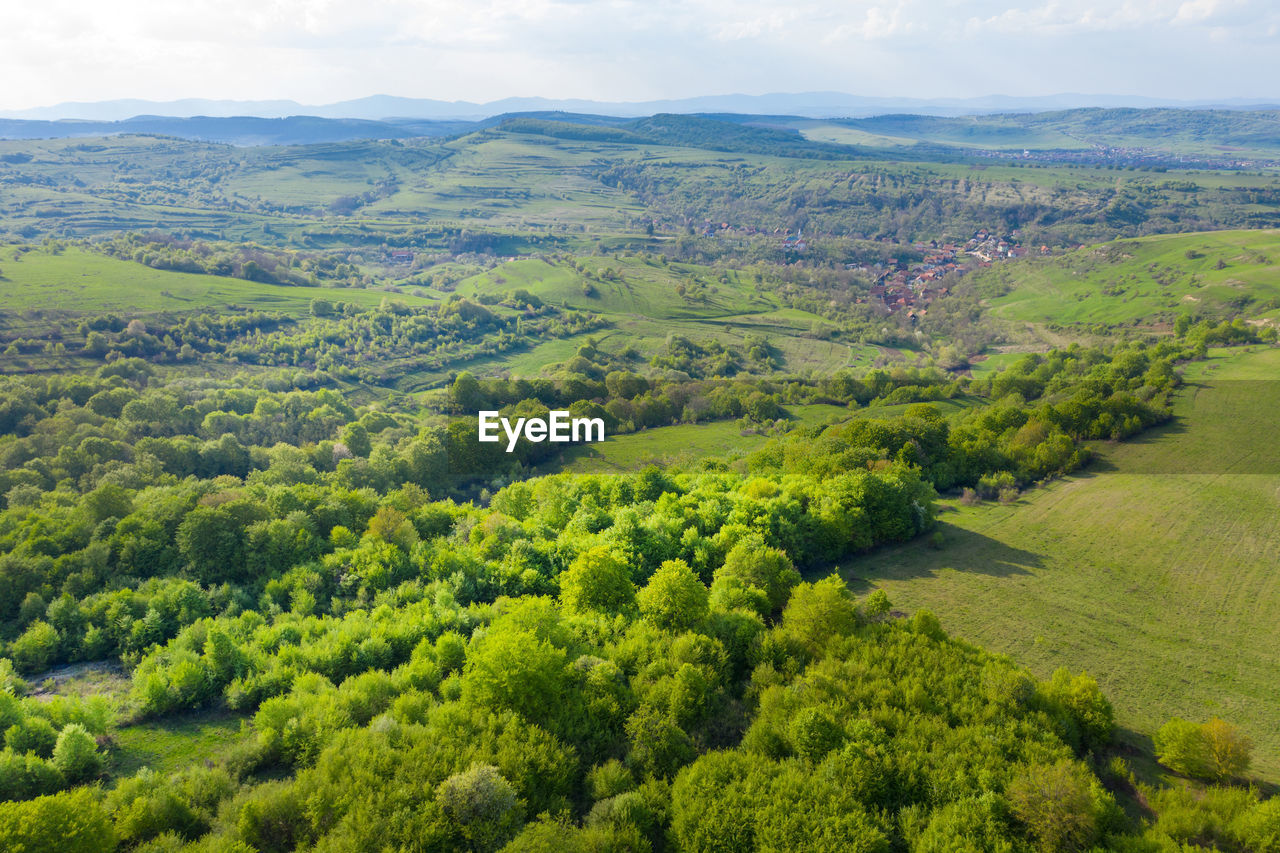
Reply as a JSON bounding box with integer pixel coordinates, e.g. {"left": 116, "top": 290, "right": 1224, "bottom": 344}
{"left": 977, "top": 229, "right": 1280, "bottom": 331}
{"left": 854, "top": 345, "right": 1280, "bottom": 781}
{"left": 801, "top": 108, "right": 1280, "bottom": 158}
{"left": 0, "top": 246, "right": 433, "bottom": 317}
{"left": 454, "top": 256, "right": 769, "bottom": 319}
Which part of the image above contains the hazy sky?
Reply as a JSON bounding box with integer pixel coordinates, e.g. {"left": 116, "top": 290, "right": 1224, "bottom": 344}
{"left": 2, "top": 0, "right": 1277, "bottom": 107}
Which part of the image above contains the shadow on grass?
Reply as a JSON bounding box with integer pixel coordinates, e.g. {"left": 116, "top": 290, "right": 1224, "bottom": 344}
{"left": 110, "top": 708, "right": 246, "bottom": 780}
{"left": 841, "top": 522, "right": 1043, "bottom": 593}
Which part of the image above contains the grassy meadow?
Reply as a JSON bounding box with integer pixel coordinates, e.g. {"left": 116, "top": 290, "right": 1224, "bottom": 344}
{"left": 851, "top": 345, "right": 1280, "bottom": 781}
{"left": 0, "top": 246, "right": 433, "bottom": 317}
{"left": 977, "top": 229, "right": 1280, "bottom": 330}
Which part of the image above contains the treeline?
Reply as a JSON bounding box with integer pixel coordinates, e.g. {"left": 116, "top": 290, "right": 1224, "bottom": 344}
{"left": 598, "top": 157, "right": 1280, "bottom": 247}
{"left": 751, "top": 341, "right": 1185, "bottom": 492}
{"left": 0, "top": 340, "right": 1186, "bottom": 680}
{"left": 505, "top": 114, "right": 861, "bottom": 161}
{"left": 94, "top": 233, "right": 370, "bottom": 288}
{"left": 2, "top": 296, "right": 609, "bottom": 386}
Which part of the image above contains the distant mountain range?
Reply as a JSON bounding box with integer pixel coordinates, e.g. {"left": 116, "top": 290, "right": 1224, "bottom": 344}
{"left": 3, "top": 92, "right": 1278, "bottom": 123}
{"left": 0, "top": 115, "right": 475, "bottom": 146}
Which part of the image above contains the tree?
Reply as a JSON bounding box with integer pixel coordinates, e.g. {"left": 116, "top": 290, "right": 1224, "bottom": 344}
{"left": 340, "top": 422, "right": 372, "bottom": 458}
{"left": 776, "top": 575, "right": 859, "bottom": 658}
{"left": 5, "top": 716, "right": 58, "bottom": 757}
{"left": 1201, "top": 716, "right": 1252, "bottom": 781}
{"left": 10, "top": 621, "right": 59, "bottom": 673}
{"left": 637, "top": 559, "right": 708, "bottom": 631}
{"left": 436, "top": 763, "right": 522, "bottom": 851}
{"left": 451, "top": 371, "right": 485, "bottom": 414}
{"left": 713, "top": 535, "right": 799, "bottom": 617}
{"left": 559, "top": 547, "right": 635, "bottom": 616}
{"left": 1157, "top": 717, "right": 1252, "bottom": 782}
{"left": 1007, "top": 760, "right": 1102, "bottom": 853}
{"left": 0, "top": 788, "right": 116, "bottom": 853}
{"left": 1038, "top": 668, "right": 1114, "bottom": 753}
{"left": 52, "top": 723, "right": 102, "bottom": 783}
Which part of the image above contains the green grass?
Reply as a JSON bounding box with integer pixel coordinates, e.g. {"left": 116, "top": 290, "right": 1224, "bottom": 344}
{"left": 545, "top": 420, "right": 768, "bottom": 473}
{"left": 0, "top": 246, "right": 435, "bottom": 319}
{"left": 21, "top": 659, "right": 250, "bottom": 782}
{"left": 977, "top": 229, "right": 1280, "bottom": 329}
{"left": 111, "top": 711, "right": 250, "bottom": 779}
{"left": 966, "top": 351, "right": 1034, "bottom": 376}
{"left": 850, "top": 345, "right": 1280, "bottom": 782}
{"left": 546, "top": 403, "right": 854, "bottom": 473}
{"left": 456, "top": 256, "right": 771, "bottom": 320}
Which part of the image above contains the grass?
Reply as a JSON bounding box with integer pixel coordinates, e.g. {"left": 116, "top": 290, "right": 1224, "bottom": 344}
{"left": 455, "top": 256, "right": 771, "bottom": 320}
{"left": 976, "top": 229, "right": 1280, "bottom": 329}
{"left": 0, "top": 246, "right": 435, "bottom": 319}
{"left": 22, "top": 659, "right": 250, "bottom": 782}
{"left": 546, "top": 403, "right": 854, "bottom": 473}
{"left": 111, "top": 711, "right": 250, "bottom": 779}
{"left": 849, "top": 345, "right": 1280, "bottom": 782}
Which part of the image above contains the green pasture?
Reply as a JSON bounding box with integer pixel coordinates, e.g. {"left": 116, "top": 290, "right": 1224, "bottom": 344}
{"left": 0, "top": 246, "right": 435, "bottom": 318}
{"left": 980, "top": 229, "right": 1280, "bottom": 328}
{"left": 851, "top": 345, "right": 1280, "bottom": 782}
{"left": 548, "top": 402, "right": 854, "bottom": 473}
{"left": 455, "top": 256, "right": 771, "bottom": 319}
{"left": 112, "top": 712, "right": 250, "bottom": 779}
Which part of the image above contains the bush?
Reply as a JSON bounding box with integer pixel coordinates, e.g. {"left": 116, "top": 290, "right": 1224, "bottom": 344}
{"left": 52, "top": 724, "right": 102, "bottom": 784}
{"left": 9, "top": 622, "right": 59, "bottom": 673}
{"left": 1156, "top": 717, "right": 1251, "bottom": 782}
{"left": 0, "top": 788, "right": 116, "bottom": 852}
{"left": 0, "top": 750, "right": 65, "bottom": 802}
{"left": 1007, "top": 760, "right": 1102, "bottom": 852}
{"left": 5, "top": 716, "right": 58, "bottom": 757}
{"left": 436, "top": 763, "right": 522, "bottom": 850}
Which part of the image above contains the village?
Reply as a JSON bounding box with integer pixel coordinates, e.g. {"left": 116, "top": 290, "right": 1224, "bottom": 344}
{"left": 850, "top": 229, "right": 1049, "bottom": 317}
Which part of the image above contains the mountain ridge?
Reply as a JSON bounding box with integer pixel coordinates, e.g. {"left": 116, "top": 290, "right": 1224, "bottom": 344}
{"left": 4, "top": 91, "right": 1279, "bottom": 122}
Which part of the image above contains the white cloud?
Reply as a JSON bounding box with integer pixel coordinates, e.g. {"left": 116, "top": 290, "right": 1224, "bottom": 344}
{"left": 0, "top": 0, "right": 1275, "bottom": 108}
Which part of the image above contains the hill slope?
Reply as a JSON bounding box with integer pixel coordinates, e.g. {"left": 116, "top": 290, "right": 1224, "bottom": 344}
{"left": 853, "top": 345, "right": 1280, "bottom": 781}
{"left": 974, "top": 229, "right": 1280, "bottom": 332}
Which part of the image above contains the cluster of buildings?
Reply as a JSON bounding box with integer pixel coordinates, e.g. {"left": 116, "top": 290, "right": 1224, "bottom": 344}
{"left": 850, "top": 231, "right": 1050, "bottom": 316}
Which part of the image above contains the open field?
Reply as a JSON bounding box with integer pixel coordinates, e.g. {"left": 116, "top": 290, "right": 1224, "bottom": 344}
{"left": 851, "top": 345, "right": 1280, "bottom": 781}
{"left": 111, "top": 712, "right": 250, "bottom": 779}
{"left": 548, "top": 396, "right": 982, "bottom": 474}
{"left": 0, "top": 246, "right": 434, "bottom": 317}
{"left": 977, "top": 229, "right": 1280, "bottom": 330}
{"left": 544, "top": 403, "right": 851, "bottom": 473}
{"left": 455, "top": 256, "right": 770, "bottom": 319}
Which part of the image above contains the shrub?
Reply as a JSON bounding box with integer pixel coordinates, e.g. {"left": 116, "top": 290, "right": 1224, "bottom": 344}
{"left": 5, "top": 716, "right": 58, "bottom": 758}
{"left": 10, "top": 622, "right": 59, "bottom": 673}
{"left": 1156, "top": 717, "right": 1251, "bottom": 782}
{"left": 51, "top": 724, "right": 102, "bottom": 784}
{"left": 0, "top": 788, "right": 116, "bottom": 852}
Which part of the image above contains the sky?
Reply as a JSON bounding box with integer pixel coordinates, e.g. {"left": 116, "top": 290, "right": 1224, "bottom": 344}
{"left": 1, "top": 0, "right": 1277, "bottom": 109}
